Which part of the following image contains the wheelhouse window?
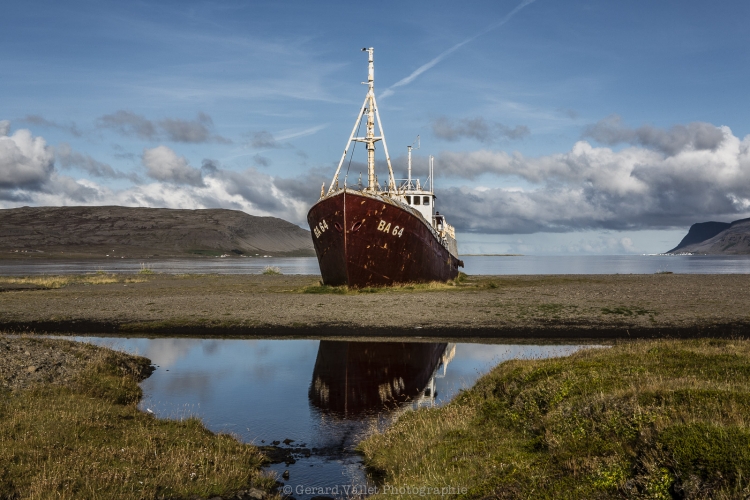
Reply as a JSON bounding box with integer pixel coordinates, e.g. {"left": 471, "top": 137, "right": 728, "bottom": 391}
{"left": 423, "top": 196, "right": 430, "bottom": 205}
{"left": 414, "top": 196, "right": 421, "bottom": 205}
{"left": 405, "top": 196, "right": 411, "bottom": 204}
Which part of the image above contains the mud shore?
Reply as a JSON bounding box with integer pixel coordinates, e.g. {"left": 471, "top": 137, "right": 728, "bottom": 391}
{"left": 1, "top": 273, "right": 749, "bottom": 339}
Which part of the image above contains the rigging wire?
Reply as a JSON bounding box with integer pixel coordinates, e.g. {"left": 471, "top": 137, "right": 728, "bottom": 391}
{"left": 344, "top": 110, "right": 365, "bottom": 188}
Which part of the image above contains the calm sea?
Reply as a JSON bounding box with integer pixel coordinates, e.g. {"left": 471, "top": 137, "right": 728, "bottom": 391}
{"left": 3, "top": 254, "right": 750, "bottom": 275}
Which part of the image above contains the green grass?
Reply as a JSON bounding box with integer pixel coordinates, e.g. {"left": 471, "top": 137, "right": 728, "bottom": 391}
{"left": 139, "top": 263, "right": 154, "bottom": 275}
{"left": 299, "top": 272, "right": 475, "bottom": 294}
{"left": 360, "top": 339, "right": 750, "bottom": 499}
{"left": 601, "top": 306, "right": 653, "bottom": 316}
{"left": 262, "top": 266, "right": 282, "bottom": 275}
{"left": 0, "top": 340, "right": 276, "bottom": 500}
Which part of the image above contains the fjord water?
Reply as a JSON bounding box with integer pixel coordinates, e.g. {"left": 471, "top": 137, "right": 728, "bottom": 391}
{"left": 74, "top": 337, "right": 590, "bottom": 499}
{"left": 4, "top": 254, "right": 750, "bottom": 275}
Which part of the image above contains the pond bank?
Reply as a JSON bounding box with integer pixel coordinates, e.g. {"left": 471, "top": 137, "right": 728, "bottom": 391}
{"left": 0, "top": 336, "right": 278, "bottom": 500}
{"left": 0, "top": 273, "right": 749, "bottom": 338}
{"left": 360, "top": 338, "right": 750, "bottom": 499}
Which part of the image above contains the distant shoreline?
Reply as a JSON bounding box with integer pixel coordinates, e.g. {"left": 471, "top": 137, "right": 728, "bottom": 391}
{"left": 460, "top": 253, "right": 523, "bottom": 257}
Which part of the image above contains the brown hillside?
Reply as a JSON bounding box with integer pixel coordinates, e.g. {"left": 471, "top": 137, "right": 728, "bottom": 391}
{"left": 0, "top": 206, "right": 314, "bottom": 259}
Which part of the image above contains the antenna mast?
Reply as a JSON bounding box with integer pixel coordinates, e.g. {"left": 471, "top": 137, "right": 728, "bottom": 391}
{"left": 407, "top": 135, "right": 420, "bottom": 189}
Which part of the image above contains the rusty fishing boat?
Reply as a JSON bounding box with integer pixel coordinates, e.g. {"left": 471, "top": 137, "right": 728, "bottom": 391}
{"left": 307, "top": 47, "right": 463, "bottom": 287}
{"left": 309, "top": 341, "right": 456, "bottom": 416}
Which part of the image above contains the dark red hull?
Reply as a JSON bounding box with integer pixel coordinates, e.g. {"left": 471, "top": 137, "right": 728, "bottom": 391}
{"left": 308, "top": 341, "right": 449, "bottom": 416}
{"left": 307, "top": 190, "right": 461, "bottom": 287}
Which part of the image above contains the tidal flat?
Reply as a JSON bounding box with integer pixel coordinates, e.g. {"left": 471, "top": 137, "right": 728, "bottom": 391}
{"left": 0, "top": 273, "right": 748, "bottom": 338}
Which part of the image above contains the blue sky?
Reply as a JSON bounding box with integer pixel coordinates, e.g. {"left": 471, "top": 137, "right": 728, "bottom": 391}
{"left": 2, "top": 0, "right": 750, "bottom": 254}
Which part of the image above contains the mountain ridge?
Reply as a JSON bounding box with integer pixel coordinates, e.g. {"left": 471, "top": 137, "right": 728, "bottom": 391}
{"left": 0, "top": 206, "right": 315, "bottom": 259}
{"left": 667, "top": 217, "right": 750, "bottom": 255}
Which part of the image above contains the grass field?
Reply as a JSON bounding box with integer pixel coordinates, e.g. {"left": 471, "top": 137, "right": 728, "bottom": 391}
{"left": 360, "top": 338, "right": 750, "bottom": 499}
{"left": 0, "top": 338, "right": 276, "bottom": 499}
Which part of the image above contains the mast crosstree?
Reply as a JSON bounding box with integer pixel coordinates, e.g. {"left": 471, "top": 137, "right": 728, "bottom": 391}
{"left": 326, "top": 47, "right": 396, "bottom": 196}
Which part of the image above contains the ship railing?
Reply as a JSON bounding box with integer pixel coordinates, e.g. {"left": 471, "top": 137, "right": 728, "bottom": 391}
{"left": 392, "top": 178, "right": 429, "bottom": 193}
{"left": 434, "top": 222, "right": 456, "bottom": 240}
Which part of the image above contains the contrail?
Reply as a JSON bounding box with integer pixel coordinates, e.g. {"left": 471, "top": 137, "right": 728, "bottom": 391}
{"left": 380, "top": 0, "right": 537, "bottom": 99}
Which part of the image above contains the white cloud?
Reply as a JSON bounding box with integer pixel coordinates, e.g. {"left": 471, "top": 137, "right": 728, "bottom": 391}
{"left": 436, "top": 124, "right": 750, "bottom": 233}
{"left": 0, "top": 127, "right": 315, "bottom": 224}
{"left": 0, "top": 127, "right": 55, "bottom": 189}
{"left": 142, "top": 145, "right": 204, "bottom": 186}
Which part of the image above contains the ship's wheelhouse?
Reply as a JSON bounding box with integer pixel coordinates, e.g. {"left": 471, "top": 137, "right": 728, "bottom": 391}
{"left": 401, "top": 192, "right": 434, "bottom": 224}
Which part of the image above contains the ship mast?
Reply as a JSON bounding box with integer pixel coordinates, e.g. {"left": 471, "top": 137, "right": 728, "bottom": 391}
{"left": 326, "top": 48, "right": 396, "bottom": 196}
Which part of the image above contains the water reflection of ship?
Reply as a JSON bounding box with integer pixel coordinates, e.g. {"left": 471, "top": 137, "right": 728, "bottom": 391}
{"left": 309, "top": 341, "right": 456, "bottom": 417}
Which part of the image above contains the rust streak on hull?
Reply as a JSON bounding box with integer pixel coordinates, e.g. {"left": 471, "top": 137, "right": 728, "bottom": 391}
{"left": 308, "top": 190, "right": 461, "bottom": 287}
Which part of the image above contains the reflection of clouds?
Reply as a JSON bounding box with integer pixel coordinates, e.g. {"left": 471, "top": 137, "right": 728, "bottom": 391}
{"left": 144, "top": 339, "right": 201, "bottom": 367}
{"left": 456, "top": 344, "right": 593, "bottom": 367}
{"left": 163, "top": 371, "right": 215, "bottom": 399}
{"left": 242, "top": 363, "right": 278, "bottom": 383}
{"left": 202, "top": 340, "right": 219, "bottom": 355}
{"left": 253, "top": 343, "right": 271, "bottom": 358}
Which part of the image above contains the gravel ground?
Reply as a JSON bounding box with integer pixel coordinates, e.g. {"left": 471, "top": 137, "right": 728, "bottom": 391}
{"left": 1, "top": 273, "right": 749, "bottom": 338}
{"left": 0, "top": 336, "right": 123, "bottom": 391}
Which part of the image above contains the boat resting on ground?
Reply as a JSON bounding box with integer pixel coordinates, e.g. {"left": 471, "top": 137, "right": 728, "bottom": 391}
{"left": 307, "top": 47, "right": 463, "bottom": 287}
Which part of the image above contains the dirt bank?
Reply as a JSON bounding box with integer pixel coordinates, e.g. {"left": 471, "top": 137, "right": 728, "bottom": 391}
{"left": 1, "top": 273, "right": 749, "bottom": 338}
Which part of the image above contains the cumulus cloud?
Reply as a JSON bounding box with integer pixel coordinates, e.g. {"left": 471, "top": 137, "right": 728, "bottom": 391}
{"left": 0, "top": 120, "right": 10, "bottom": 137}
{"left": 97, "top": 111, "right": 231, "bottom": 144}
{"left": 582, "top": 115, "right": 724, "bottom": 156}
{"left": 0, "top": 126, "right": 312, "bottom": 224}
{"left": 0, "top": 128, "right": 55, "bottom": 190}
{"left": 20, "top": 115, "right": 82, "bottom": 137}
{"left": 142, "top": 146, "right": 204, "bottom": 186}
{"left": 432, "top": 116, "right": 529, "bottom": 143}
{"left": 435, "top": 124, "right": 750, "bottom": 233}
{"left": 200, "top": 159, "right": 219, "bottom": 175}
{"left": 0, "top": 126, "right": 107, "bottom": 204}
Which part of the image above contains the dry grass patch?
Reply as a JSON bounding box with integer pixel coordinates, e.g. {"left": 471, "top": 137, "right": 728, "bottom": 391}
{"left": 0, "top": 273, "right": 148, "bottom": 289}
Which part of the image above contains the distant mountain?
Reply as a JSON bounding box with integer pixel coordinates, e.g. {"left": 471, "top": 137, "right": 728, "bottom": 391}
{"left": 667, "top": 217, "right": 750, "bottom": 254}
{"left": 0, "top": 206, "right": 315, "bottom": 258}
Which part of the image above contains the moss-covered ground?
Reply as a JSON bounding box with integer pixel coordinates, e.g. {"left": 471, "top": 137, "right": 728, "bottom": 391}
{"left": 360, "top": 339, "right": 750, "bottom": 499}
{"left": 0, "top": 339, "right": 276, "bottom": 500}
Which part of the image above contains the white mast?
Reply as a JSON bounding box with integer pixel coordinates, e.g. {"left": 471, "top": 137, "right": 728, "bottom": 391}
{"left": 325, "top": 48, "right": 396, "bottom": 196}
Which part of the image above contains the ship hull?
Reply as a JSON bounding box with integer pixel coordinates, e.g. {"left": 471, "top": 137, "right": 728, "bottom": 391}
{"left": 307, "top": 190, "right": 461, "bottom": 287}
{"left": 309, "top": 341, "right": 449, "bottom": 416}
